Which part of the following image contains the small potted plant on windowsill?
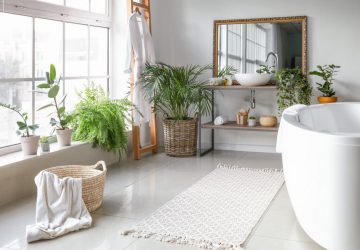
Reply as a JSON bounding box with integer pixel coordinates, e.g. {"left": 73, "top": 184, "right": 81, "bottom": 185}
{"left": 37, "top": 64, "right": 73, "bottom": 146}
{"left": 40, "top": 136, "right": 50, "bottom": 153}
{"left": 309, "top": 64, "right": 341, "bottom": 104}
{"left": 0, "top": 103, "right": 39, "bottom": 155}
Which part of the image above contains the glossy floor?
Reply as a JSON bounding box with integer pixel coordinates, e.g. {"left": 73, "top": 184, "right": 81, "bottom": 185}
{"left": 0, "top": 151, "right": 325, "bottom": 250}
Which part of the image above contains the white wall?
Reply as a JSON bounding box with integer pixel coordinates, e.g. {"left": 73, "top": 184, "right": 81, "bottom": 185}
{"left": 150, "top": 0, "right": 360, "bottom": 151}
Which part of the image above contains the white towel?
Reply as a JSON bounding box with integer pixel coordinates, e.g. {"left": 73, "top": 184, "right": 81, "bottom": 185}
{"left": 26, "top": 171, "right": 92, "bottom": 243}
{"left": 214, "top": 115, "right": 228, "bottom": 125}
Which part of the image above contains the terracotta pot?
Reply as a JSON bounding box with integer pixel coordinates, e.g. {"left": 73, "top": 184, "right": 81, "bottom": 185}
{"left": 318, "top": 96, "right": 338, "bottom": 104}
{"left": 20, "top": 135, "right": 40, "bottom": 155}
{"left": 56, "top": 128, "right": 73, "bottom": 146}
{"left": 260, "top": 116, "right": 278, "bottom": 127}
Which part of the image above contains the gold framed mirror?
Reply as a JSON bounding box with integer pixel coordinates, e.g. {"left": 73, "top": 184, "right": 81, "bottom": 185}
{"left": 213, "top": 16, "right": 307, "bottom": 77}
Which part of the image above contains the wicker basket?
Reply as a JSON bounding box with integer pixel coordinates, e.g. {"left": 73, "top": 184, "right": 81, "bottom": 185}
{"left": 163, "top": 118, "right": 198, "bottom": 157}
{"left": 45, "top": 161, "right": 107, "bottom": 212}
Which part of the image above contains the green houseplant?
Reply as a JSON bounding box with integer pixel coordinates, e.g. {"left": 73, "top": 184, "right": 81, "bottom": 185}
{"left": 39, "top": 136, "right": 50, "bottom": 153}
{"left": 0, "top": 103, "right": 39, "bottom": 155}
{"left": 71, "top": 84, "right": 133, "bottom": 156}
{"left": 142, "top": 62, "right": 212, "bottom": 156}
{"left": 37, "top": 64, "right": 72, "bottom": 146}
{"left": 309, "top": 64, "right": 340, "bottom": 104}
{"left": 275, "top": 68, "right": 312, "bottom": 114}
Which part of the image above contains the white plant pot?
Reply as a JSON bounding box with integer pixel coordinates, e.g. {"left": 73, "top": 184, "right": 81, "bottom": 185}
{"left": 56, "top": 128, "right": 73, "bottom": 146}
{"left": 20, "top": 135, "right": 40, "bottom": 155}
{"left": 248, "top": 119, "right": 257, "bottom": 127}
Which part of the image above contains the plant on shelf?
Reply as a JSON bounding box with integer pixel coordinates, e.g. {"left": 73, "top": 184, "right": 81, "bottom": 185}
{"left": 256, "top": 65, "right": 275, "bottom": 74}
{"left": 218, "top": 65, "right": 238, "bottom": 77}
{"left": 309, "top": 64, "right": 341, "bottom": 104}
{"left": 0, "top": 103, "right": 39, "bottom": 155}
{"left": 39, "top": 136, "right": 50, "bottom": 153}
{"left": 70, "top": 84, "right": 133, "bottom": 156}
{"left": 275, "top": 68, "right": 312, "bottom": 114}
{"left": 142, "top": 62, "right": 212, "bottom": 156}
{"left": 36, "top": 64, "right": 72, "bottom": 146}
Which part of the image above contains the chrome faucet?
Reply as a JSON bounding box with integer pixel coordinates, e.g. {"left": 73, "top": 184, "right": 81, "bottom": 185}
{"left": 266, "top": 52, "right": 279, "bottom": 71}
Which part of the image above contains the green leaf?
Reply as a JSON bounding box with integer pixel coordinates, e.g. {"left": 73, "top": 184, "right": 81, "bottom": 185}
{"left": 37, "top": 103, "right": 54, "bottom": 111}
{"left": 16, "top": 121, "right": 26, "bottom": 128}
{"left": 28, "top": 124, "right": 39, "bottom": 131}
{"left": 37, "top": 83, "right": 50, "bottom": 89}
{"left": 48, "top": 85, "right": 60, "bottom": 98}
{"left": 58, "top": 106, "right": 65, "bottom": 115}
{"left": 50, "top": 64, "right": 56, "bottom": 82}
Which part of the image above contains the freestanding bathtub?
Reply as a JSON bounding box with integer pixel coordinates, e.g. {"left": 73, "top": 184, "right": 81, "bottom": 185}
{"left": 277, "top": 103, "right": 360, "bottom": 250}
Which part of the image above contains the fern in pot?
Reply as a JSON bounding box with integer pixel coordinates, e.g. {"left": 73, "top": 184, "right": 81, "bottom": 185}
{"left": 142, "top": 63, "right": 212, "bottom": 156}
{"left": 0, "top": 104, "right": 39, "bottom": 155}
{"left": 37, "top": 64, "right": 72, "bottom": 146}
{"left": 70, "top": 84, "right": 133, "bottom": 156}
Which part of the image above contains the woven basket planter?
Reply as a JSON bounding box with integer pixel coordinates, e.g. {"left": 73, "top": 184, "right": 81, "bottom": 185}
{"left": 163, "top": 118, "right": 198, "bottom": 157}
{"left": 45, "top": 161, "right": 107, "bottom": 212}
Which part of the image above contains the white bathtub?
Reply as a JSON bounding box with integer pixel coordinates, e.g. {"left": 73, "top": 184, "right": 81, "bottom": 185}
{"left": 277, "top": 103, "right": 360, "bottom": 250}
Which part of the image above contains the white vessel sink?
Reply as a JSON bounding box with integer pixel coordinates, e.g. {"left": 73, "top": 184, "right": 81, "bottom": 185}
{"left": 234, "top": 73, "right": 271, "bottom": 86}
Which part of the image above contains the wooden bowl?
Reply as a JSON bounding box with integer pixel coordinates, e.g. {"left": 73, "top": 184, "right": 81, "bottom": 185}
{"left": 259, "top": 116, "right": 278, "bottom": 127}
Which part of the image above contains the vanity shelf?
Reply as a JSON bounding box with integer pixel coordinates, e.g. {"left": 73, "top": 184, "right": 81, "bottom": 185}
{"left": 198, "top": 84, "right": 278, "bottom": 157}
{"left": 201, "top": 121, "right": 279, "bottom": 132}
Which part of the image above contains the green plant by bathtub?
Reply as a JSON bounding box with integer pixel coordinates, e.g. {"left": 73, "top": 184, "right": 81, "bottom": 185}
{"left": 217, "top": 65, "right": 238, "bottom": 77}
{"left": 309, "top": 64, "right": 340, "bottom": 97}
{"left": 275, "top": 68, "right": 312, "bottom": 114}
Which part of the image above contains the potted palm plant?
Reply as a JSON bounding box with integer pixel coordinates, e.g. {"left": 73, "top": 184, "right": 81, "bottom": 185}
{"left": 142, "top": 63, "right": 212, "bottom": 157}
{"left": 0, "top": 103, "right": 39, "bottom": 155}
{"left": 37, "top": 64, "right": 72, "bottom": 146}
{"left": 309, "top": 64, "right": 341, "bottom": 104}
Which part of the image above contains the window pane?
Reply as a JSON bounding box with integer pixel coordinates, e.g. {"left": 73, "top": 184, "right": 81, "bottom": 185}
{"left": 0, "top": 13, "right": 32, "bottom": 79}
{"left": 35, "top": 81, "right": 64, "bottom": 136}
{"left": 35, "top": 19, "right": 63, "bottom": 78}
{"left": 36, "top": 0, "right": 64, "bottom": 5}
{"left": 91, "top": 0, "right": 107, "bottom": 14}
{"left": 90, "top": 27, "right": 108, "bottom": 76}
{"left": 65, "top": 23, "right": 88, "bottom": 77}
{"left": 65, "top": 79, "right": 88, "bottom": 111}
{"left": 0, "top": 82, "right": 32, "bottom": 147}
{"left": 66, "top": 0, "right": 89, "bottom": 11}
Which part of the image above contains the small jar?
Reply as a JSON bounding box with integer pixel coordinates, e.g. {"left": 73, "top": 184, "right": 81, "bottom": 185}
{"left": 237, "top": 113, "right": 248, "bottom": 126}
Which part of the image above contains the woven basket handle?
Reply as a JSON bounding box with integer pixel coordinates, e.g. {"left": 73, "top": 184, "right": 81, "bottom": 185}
{"left": 92, "top": 161, "right": 107, "bottom": 172}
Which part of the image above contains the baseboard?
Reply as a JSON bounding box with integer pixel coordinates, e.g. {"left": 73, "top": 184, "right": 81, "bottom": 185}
{"left": 213, "top": 143, "right": 277, "bottom": 153}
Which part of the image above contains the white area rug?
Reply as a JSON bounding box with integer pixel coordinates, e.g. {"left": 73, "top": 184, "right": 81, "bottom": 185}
{"left": 122, "top": 163, "right": 284, "bottom": 249}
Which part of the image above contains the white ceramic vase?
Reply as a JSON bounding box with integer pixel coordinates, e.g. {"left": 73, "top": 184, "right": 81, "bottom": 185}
{"left": 248, "top": 119, "right": 257, "bottom": 127}
{"left": 20, "top": 135, "right": 40, "bottom": 155}
{"left": 56, "top": 128, "right": 73, "bottom": 146}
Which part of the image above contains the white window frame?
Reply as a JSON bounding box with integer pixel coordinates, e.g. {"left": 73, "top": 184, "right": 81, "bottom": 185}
{"left": 0, "top": 0, "right": 112, "bottom": 154}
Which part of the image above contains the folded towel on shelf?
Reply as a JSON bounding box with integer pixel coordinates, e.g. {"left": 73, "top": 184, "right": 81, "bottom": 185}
{"left": 26, "top": 171, "right": 92, "bottom": 243}
{"left": 214, "top": 115, "right": 228, "bottom": 125}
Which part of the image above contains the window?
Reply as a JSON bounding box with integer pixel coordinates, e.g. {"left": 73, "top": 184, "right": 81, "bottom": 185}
{"left": 37, "top": 0, "right": 108, "bottom": 15}
{"left": 0, "top": 2, "right": 110, "bottom": 149}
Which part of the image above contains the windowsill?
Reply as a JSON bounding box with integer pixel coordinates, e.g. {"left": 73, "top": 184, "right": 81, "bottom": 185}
{"left": 0, "top": 141, "right": 88, "bottom": 168}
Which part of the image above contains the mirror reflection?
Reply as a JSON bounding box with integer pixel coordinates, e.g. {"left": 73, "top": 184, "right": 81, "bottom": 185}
{"left": 217, "top": 22, "right": 303, "bottom": 73}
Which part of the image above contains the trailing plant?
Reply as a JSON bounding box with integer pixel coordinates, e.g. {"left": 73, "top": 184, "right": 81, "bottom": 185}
{"left": 0, "top": 103, "right": 38, "bottom": 137}
{"left": 36, "top": 64, "right": 72, "bottom": 131}
{"left": 70, "top": 84, "right": 133, "bottom": 154}
{"left": 309, "top": 64, "right": 340, "bottom": 97}
{"left": 217, "top": 65, "right": 238, "bottom": 77}
{"left": 256, "top": 65, "right": 275, "bottom": 74}
{"left": 275, "top": 68, "right": 312, "bottom": 114}
{"left": 142, "top": 62, "right": 212, "bottom": 120}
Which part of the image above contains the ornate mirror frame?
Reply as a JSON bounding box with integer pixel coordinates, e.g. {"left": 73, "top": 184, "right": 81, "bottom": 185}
{"left": 213, "top": 16, "right": 308, "bottom": 76}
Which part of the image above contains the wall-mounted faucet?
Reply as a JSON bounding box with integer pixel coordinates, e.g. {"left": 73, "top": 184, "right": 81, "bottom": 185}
{"left": 266, "top": 52, "right": 279, "bottom": 71}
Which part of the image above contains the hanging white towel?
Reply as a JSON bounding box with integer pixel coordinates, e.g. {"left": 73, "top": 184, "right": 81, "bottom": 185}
{"left": 124, "top": 11, "right": 156, "bottom": 126}
{"left": 26, "top": 171, "right": 92, "bottom": 243}
{"left": 214, "top": 115, "right": 229, "bottom": 125}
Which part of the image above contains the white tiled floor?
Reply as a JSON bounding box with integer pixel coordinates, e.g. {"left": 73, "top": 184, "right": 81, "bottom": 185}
{"left": 0, "top": 151, "right": 325, "bottom": 250}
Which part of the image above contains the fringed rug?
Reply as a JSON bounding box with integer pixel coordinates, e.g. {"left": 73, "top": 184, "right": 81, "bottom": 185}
{"left": 122, "top": 163, "right": 284, "bottom": 249}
